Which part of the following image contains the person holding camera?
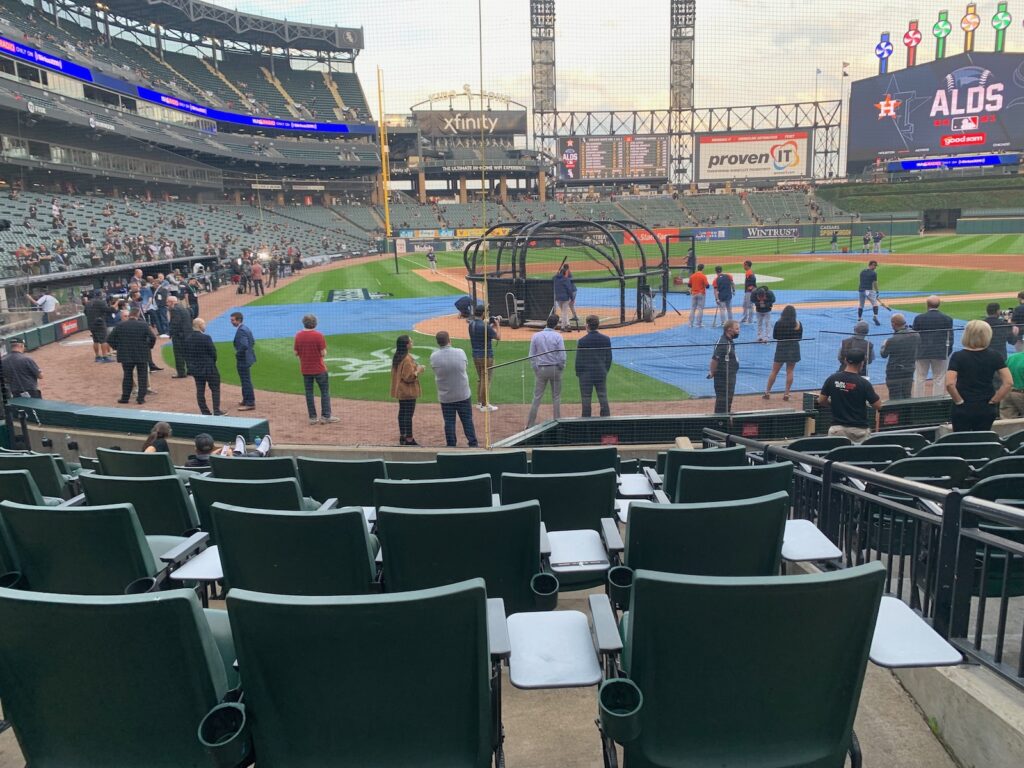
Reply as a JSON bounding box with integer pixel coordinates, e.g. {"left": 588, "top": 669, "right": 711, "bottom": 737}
{"left": 468, "top": 304, "right": 500, "bottom": 411}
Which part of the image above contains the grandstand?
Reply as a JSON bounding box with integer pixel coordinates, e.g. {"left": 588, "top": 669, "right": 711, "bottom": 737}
{"left": 745, "top": 191, "right": 813, "bottom": 225}
{"left": 437, "top": 203, "right": 502, "bottom": 228}
{"left": 614, "top": 197, "right": 689, "bottom": 227}
{"left": 384, "top": 202, "right": 444, "bottom": 230}
{"left": 679, "top": 194, "right": 753, "bottom": 226}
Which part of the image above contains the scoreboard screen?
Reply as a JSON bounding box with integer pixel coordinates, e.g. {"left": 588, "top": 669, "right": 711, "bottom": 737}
{"left": 557, "top": 135, "right": 669, "bottom": 181}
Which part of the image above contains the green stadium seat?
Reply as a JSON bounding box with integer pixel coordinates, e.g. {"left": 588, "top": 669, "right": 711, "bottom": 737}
{"left": 373, "top": 474, "right": 492, "bottom": 511}
{"left": 530, "top": 446, "right": 619, "bottom": 474}
{"left": 826, "top": 444, "right": 909, "bottom": 465}
{"left": 437, "top": 450, "right": 529, "bottom": 488}
{"left": 189, "top": 476, "right": 330, "bottom": 534}
{"left": 296, "top": 457, "right": 386, "bottom": 506}
{"left": 0, "top": 501, "right": 200, "bottom": 595}
{"left": 673, "top": 462, "right": 794, "bottom": 504}
{"left": 663, "top": 446, "right": 748, "bottom": 502}
{"left": 916, "top": 442, "right": 1007, "bottom": 466}
{"left": 378, "top": 501, "right": 550, "bottom": 615}
{"left": 0, "top": 453, "right": 71, "bottom": 498}
{"left": 787, "top": 436, "right": 852, "bottom": 454}
{"left": 882, "top": 457, "right": 972, "bottom": 489}
{"left": 964, "top": 475, "right": 1024, "bottom": 596}
{"left": 1002, "top": 430, "right": 1024, "bottom": 452}
{"left": 0, "top": 588, "right": 234, "bottom": 767}
{"left": 96, "top": 447, "right": 198, "bottom": 483}
{"left": 594, "top": 563, "right": 885, "bottom": 767}
{"left": 210, "top": 503, "right": 377, "bottom": 595}
{"left": 384, "top": 460, "right": 440, "bottom": 480}
{"left": 220, "top": 580, "right": 501, "bottom": 766}
{"left": 971, "top": 456, "right": 1024, "bottom": 482}
{"left": 209, "top": 455, "right": 298, "bottom": 481}
{"left": 935, "top": 430, "right": 999, "bottom": 444}
{"left": 862, "top": 432, "right": 930, "bottom": 452}
{"left": 501, "top": 469, "right": 618, "bottom": 589}
{"left": 80, "top": 474, "right": 200, "bottom": 536}
{"left": 0, "top": 469, "right": 68, "bottom": 507}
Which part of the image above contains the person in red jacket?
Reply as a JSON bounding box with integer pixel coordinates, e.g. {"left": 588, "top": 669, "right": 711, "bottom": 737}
{"left": 294, "top": 314, "right": 338, "bottom": 425}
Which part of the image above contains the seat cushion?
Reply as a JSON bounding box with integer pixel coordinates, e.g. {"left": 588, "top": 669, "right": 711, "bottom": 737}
{"left": 547, "top": 529, "right": 609, "bottom": 589}
{"left": 42, "top": 496, "right": 64, "bottom": 507}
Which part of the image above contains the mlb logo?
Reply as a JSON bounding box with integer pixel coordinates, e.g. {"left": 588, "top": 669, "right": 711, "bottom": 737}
{"left": 600, "top": 435, "right": 620, "bottom": 446}
{"left": 741, "top": 423, "right": 759, "bottom": 438}
{"left": 951, "top": 116, "right": 979, "bottom": 131}
{"left": 883, "top": 412, "right": 900, "bottom": 426}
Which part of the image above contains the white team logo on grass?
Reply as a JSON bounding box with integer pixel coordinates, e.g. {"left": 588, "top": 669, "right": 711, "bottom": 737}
{"left": 327, "top": 349, "right": 406, "bottom": 381}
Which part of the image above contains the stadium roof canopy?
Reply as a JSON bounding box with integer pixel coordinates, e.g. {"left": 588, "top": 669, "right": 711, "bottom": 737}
{"left": 96, "top": 0, "right": 364, "bottom": 51}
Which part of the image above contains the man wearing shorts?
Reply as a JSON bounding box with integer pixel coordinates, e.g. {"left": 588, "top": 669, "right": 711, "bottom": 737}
{"left": 858, "top": 260, "right": 880, "bottom": 326}
{"left": 687, "top": 263, "right": 709, "bottom": 328}
{"left": 819, "top": 349, "right": 881, "bottom": 443}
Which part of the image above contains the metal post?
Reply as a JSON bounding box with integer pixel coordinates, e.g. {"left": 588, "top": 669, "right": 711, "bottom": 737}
{"left": 848, "top": 215, "right": 855, "bottom": 252}
{"left": 820, "top": 461, "right": 839, "bottom": 541}
{"left": 933, "top": 490, "right": 969, "bottom": 638}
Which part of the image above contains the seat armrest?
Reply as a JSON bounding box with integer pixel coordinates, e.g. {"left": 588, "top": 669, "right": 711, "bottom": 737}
{"left": 653, "top": 489, "right": 671, "bottom": 504}
{"left": 59, "top": 493, "right": 87, "bottom": 507}
{"left": 847, "top": 478, "right": 867, "bottom": 491}
{"left": 589, "top": 594, "right": 623, "bottom": 654}
{"left": 539, "top": 522, "right": 551, "bottom": 557}
{"left": 316, "top": 497, "right": 339, "bottom": 511}
{"left": 159, "top": 532, "right": 210, "bottom": 565}
{"left": 642, "top": 466, "right": 662, "bottom": 488}
{"left": 486, "top": 598, "right": 511, "bottom": 660}
{"left": 601, "top": 518, "right": 624, "bottom": 557}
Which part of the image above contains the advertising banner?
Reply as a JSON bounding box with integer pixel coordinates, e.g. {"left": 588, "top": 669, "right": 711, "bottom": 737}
{"left": 456, "top": 228, "right": 487, "bottom": 237}
{"left": 818, "top": 224, "right": 853, "bottom": 237}
{"left": 413, "top": 110, "right": 527, "bottom": 137}
{"left": 691, "top": 229, "right": 729, "bottom": 241}
{"left": 623, "top": 227, "right": 680, "bottom": 245}
{"left": 847, "top": 52, "right": 1024, "bottom": 171}
{"left": 557, "top": 135, "right": 670, "bottom": 181}
{"left": 696, "top": 131, "right": 812, "bottom": 182}
{"left": 745, "top": 226, "right": 801, "bottom": 239}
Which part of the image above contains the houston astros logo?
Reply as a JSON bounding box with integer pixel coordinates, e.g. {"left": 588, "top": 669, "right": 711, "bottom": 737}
{"left": 875, "top": 94, "right": 902, "bottom": 118}
{"left": 769, "top": 141, "right": 800, "bottom": 171}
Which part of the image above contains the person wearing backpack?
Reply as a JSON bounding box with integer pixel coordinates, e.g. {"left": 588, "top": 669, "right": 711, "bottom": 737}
{"left": 752, "top": 285, "right": 776, "bottom": 343}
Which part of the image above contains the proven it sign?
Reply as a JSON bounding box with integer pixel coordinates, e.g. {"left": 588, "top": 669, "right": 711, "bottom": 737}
{"left": 696, "top": 131, "right": 811, "bottom": 182}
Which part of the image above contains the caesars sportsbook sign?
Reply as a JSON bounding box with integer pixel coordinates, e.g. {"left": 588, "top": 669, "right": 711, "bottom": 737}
{"left": 847, "top": 52, "right": 1024, "bottom": 172}
{"left": 413, "top": 110, "right": 527, "bottom": 137}
{"left": 695, "top": 130, "right": 812, "bottom": 182}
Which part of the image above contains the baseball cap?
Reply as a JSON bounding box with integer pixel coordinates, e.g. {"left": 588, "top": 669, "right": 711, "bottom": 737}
{"left": 8, "top": 338, "right": 25, "bottom": 345}
{"left": 194, "top": 433, "right": 215, "bottom": 453}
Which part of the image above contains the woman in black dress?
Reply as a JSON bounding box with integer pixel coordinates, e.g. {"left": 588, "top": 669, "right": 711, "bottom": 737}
{"left": 946, "top": 320, "right": 1012, "bottom": 431}
{"left": 142, "top": 421, "right": 172, "bottom": 453}
{"left": 764, "top": 305, "right": 802, "bottom": 401}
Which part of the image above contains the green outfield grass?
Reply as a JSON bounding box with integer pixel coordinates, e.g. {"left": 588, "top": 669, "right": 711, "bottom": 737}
{"left": 896, "top": 298, "right": 1020, "bottom": 322}
{"left": 164, "top": 331, "right": 687, "bottom": 405}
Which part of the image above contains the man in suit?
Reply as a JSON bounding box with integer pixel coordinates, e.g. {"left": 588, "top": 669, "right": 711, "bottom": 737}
{"left": 912, "top": 296, "right": 954, "bottom": 397}
{"left": 187, "top": 318, "right": 224, "bottom": 416}
{"left": 880, "top": 313, "right": 920, "bottom": 401}
{"left": 575, "top": 314, "right": 612, "bottom": 417}
{"left": 167, "top": 296, "right": 193, "bottom": 378}
{"left": 107, "top": 307, "right": 155, "bottom": 405}
{"left": 231, "top": 311, "right": 257, "bottom": 410}
{"left": 84, "top": 290, "right": 112, "bottom": 362}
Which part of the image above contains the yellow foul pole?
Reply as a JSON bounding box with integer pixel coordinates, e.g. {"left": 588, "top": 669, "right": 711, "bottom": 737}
{"left": 376, "top": 66, "right": 392, "bottom": 242}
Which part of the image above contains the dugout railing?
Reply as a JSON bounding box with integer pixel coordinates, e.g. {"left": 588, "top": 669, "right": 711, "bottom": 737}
{"left": 702, "top": 427, "right": 1024, "bottom": 692}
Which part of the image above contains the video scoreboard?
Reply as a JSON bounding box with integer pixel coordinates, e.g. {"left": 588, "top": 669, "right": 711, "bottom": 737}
{"left": 557, "top": 135, "right": 669, "bottom": 182}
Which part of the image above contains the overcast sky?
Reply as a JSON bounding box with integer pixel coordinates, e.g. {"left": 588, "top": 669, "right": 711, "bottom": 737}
{"left": 211, "top": 1, "right": 1024, "bottom": 115}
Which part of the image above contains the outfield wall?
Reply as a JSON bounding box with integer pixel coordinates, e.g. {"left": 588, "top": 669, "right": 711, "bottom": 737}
{"left": 956, "top": 216, "right": 1024, "bottom": 235}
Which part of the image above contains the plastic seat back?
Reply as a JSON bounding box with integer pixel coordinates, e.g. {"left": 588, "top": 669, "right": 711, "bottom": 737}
{"left": 226, "top": 580, "right": 491, "bottom": 767}
{"left": 968, "top": 474, "right": 1024, "bottom": 505}
{"left": 81, "top": 474, "right": 198, "bottom": 535}
{"left": 190, "top": 476, "right": 306, "bottom": 533}
{"left": 862, "top": 432, "right": 929, "bottom": 451}
{"left": 296, "top": 457, "right": 385, "bottom": 507}
{"left": 530, "top": 446, "right": 618, "bottom": 474}
{"left": 384, "top": 460, "right": 439, "bottom": 480}
{"left": 787, "top": 436, "right": 851, "bottom": 454}
{"left": 0, "top": 453, "right": 65, "bottom": 497}
{"left": 0, "top": 588, "right": 228, "bottom": 767}
{"left": 373, "top": 474, "right": 492, "bottom": 510}
{"left": 501, "top": 468, "right": 617, "bottom": 531}
{"left": 827, "top": 444, "right": 908, "bottom": 464}
{"left": 882, "top": 457, "right": 972, "bottom": 489}
{"left": 623, "top": 564, "right": 884, "bottom": 768}
{"left": 0, "top": 501, "right": 156, "bottom": 594}
{"left": 626, "top": 492, "right": 788, "bottom": 577}
{"left": 209, "top": 455, "right": 298, "bottom": 481}
{"left": 971, "top": 456, "right": 1024, "bottom": 482}
{"left": 0, "top": 470, "right": 48, "bottom": 506}
{"left": 663, "top": 446, "right": 748, "bottom": 502}
{"left": 437, "top": 450, "right": 529, "bottom": 488}
{"left": 936, "top": 430, "right": 999, "bottom": 444}
{"left": 211, "top": 504, "right": 375, "bottom": 595}
{"left": 96, "top": 447, "right": 175, "bottom": 478}
{"left": 917, "top": 442, "right": 1007, "bottom": 462}
{"left": 378, "top": 502, "right": 542, "bottom": 615}
{"left": 674, "top": 462, "right": 794, "bottom": 504}
{"left": 1003, "top": 430, "right": 1024, "bottom": 452}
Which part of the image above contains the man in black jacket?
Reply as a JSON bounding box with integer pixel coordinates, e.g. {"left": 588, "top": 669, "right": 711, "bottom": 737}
{"left": 186, "top": 318, "right": 224, "bottom": 415}
{"left": 167, "top": 296, "right": 193, "bottom": 378}
{"left": 983, "top": 302, "right": 1019, "bottom": 362}
{"left": 911, "top": 296, "right": 953, "bottom": 397}
{"left": 575, "top": 315, "right": 613, "bottom": 417}
{"left": 84, "top": 291, "right": 112, "bottom": 363}
{"left": 107, "top": 308, "right": 155, "bottom": 404}
{"left": 880, "top": 313, "right": 919, "bottom": 401}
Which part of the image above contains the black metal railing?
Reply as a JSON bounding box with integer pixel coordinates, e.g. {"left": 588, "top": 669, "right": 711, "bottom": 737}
{"left": 702, "top": 427, "right": 1024, "bottom": 692}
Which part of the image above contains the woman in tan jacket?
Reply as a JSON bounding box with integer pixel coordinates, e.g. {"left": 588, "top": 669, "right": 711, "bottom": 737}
{"left": 390, "top": 334, "right": 424, "bottom": 445}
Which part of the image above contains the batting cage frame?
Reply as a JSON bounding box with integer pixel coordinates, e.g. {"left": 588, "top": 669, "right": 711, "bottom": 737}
{"left": 462, "top": 219, "right": 670, "bottom": 330}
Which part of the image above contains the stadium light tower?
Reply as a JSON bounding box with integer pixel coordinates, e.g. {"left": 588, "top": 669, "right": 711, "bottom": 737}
{"left": 530, "top": 1, "right": 556, "bottom": 198}
{"left": 669, "top": 0, "right": 696, "bottom": 111}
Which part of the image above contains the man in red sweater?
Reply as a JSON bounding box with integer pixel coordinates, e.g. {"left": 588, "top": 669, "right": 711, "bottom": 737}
{"left": 294, "top": 314, "right": 338, "bottom": 424}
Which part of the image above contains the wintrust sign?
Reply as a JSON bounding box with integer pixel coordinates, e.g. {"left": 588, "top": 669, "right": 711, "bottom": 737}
{"left": 696, "top": 131, "right": 811, "bottom": 182}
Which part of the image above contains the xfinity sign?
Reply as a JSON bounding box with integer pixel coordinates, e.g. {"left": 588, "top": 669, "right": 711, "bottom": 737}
{"left": 696, "top": 130, "right": 812, "bottom": 182}
{"left": 413, "top": 109, "right": 527, "bottom": 137}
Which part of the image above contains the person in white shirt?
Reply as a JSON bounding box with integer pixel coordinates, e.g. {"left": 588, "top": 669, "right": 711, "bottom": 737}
{"left": 26, "top": 291, "right": 59, "bottom": 324}
{"left": 526, "top": 316, "right": 567, "bottom": 427}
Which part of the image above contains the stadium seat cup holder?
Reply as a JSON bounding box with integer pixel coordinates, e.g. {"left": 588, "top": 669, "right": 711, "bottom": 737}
{"left": 199, "top": 702, "right": 253, "bottom": 768}
{"left": 531, "top": 572, "right": 559, "bottom": 611}
{"left": 599, "top": 678, "right": 643, "bottom": 744}
{"left": 124, "top": 576, "right": 159, "bottom": 595}
{"left": 0, "top": 571, "right": 23, "bottom": 589}
{"left": 607, "top": 566, "right": 634, "bottom": 611}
